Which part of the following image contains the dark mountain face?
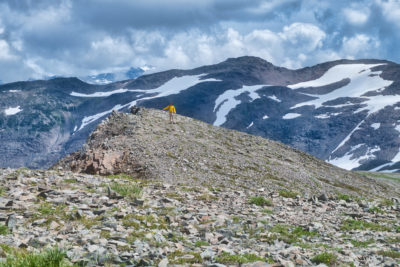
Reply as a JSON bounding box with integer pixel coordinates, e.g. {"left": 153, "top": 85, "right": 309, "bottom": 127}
{"left": 1, "top": 56, "right": 400, "bottom": 171}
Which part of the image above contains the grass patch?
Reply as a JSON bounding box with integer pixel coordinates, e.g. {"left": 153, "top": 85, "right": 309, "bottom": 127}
{"left": 380, "top": 198, "right": 394, "bottom": 207}
{"left": 63, "top": 178, "right": 78, "bottom": 184}
{"left": 265, "top": 225, "right": 318, "bottom": 244}
{"left": 341, "top": 219, "right": 390, "bottom": 232}
{"left": 311, "top": 252, "right": 337, "bottom": 266}
{"left": 0, "top": 225, "right": 9, "bottom": 235}
{"left": 110, "top": 182, "right": 142, "bottom": 199}
{"left": 262, "top": 208, "right": 273, "bottom": 214}
{"left": 0, "top": 248, "right": 73, "bottom": 267}
{"left": 377, "top": 250, "right": 400, "bottom": 259}
{"left": 278, "top": 190, "right": 298, "bottom": 198}
{"left": 194, "top": 241, "right": 209, "bottom": 247}
{"left": 165, "top": 192, "right": 184, "bottom": 201}
{"left": 359, "top": 171, "right": 400, "bottom": 183}
{"left": 0, "top": 186, "right": 5, "bottom": 196}
{"left": 249, "top": 196, "right": 272, "bottom": 207}
{"left": 350, "top": 239, "right": 374, "bottom": 248}
{"left": 368, "top": 206, "right": 384, "bottom": 214}
{"left": 215, "top": 252, "right": 264, "bottom": 265}
{"left": 337, "top": 193, "right": 351, "bottom": 201}
{"left": 168, "top": 251, "right": 202, "bottom": 264}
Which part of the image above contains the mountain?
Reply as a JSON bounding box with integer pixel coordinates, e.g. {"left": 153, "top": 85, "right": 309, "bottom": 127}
{"left": 78, "top": 66, "right": 150, "bottom": 84}
{"left": 2, "top": 108, "right": 399, "bottom": 266}
{"left": 1, "top": 56, "right": 400, "bottom": 171}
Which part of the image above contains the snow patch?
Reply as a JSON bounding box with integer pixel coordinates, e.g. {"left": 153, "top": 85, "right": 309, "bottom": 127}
{"left": 262, "top": 115, "right": 269, "bottom": 119}
{"left": 246, "top": 122, "right": 254, "bottom": 129}
{"left": 268, "top": 95, "right": 281, "bottom": 102}
{"left": 283, "top": 113, "right": 301, "bottom": 119}
{"left": 395, "top": 124, "right": 400, "bottom": 133}
{"left": 328, "top": 144, "right": 380, "bottom": 170}
{"left": 290, "top": 64, "right": 393, "bottom": 112}
{"left": 4, "top": 106, "right": 22, "bottom": 115}
{"left": 371, "top": 123, "right": 380, "bottom": 130}
{"left": 71, "top": 88, "right": 129, "bottom": 97}
{"left": 315, "top": 112, "right": 341, "bottom": 119}
{"left": 8, "top": 90, "right": 21, "bottom": 93}
{"left": 213, "top": 85, "right": 267, "bottom": 126}
{"left": 73, "top": 125, "right": 77, "bottom": 132}
{"left": 79, "top": 105, "right": 124, "bottom": 131}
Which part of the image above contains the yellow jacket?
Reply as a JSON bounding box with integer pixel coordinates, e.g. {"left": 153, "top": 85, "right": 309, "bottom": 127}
{"left": 163, "top": 105, "right": 176, "bottom": 113}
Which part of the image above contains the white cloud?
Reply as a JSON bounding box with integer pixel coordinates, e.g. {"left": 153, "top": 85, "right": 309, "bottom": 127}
{"left": 0, "top": 40, "right": 15, "bottom": 60}
{"left": 376, "top": 0, "right": 400, "bottom": 27}
{"left": 280, "top": 22, "right": 326, "bottom": 52}
{"left": 342, "top": 34, "right": 380, "bottom": 58}
{"left": 343, "top": 8, "right": 370, "bottom": 26}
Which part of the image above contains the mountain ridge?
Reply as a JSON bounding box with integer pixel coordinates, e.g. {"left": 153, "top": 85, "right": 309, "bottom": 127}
{"left": 1, "top": 56, "right": 400, "bottom": 171}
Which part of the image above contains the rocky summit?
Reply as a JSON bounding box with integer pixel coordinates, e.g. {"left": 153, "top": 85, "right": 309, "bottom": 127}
{"left": 0, "top": 107, "right": 398, "bottom": 266}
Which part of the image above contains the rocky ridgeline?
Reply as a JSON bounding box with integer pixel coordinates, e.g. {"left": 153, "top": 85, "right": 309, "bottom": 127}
{"left": 54, "top": 108, "right": 399, "bottom": 198}
{"left": 0, "top": 108, "right": 399, "bottom": 266}
{"left": 0, "top": 168, "right": 399, "bottom": 266}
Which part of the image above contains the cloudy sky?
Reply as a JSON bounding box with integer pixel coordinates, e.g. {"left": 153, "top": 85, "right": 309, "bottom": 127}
{"left": 0, "top": 0, "right": 399, "bottom": 83}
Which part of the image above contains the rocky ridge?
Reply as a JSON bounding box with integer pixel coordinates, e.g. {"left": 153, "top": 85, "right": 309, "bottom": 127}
{"left": 55, "top": 108, "right": 399, "bottom": 198}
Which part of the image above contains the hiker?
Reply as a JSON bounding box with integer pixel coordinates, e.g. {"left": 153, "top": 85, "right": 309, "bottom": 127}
{"left": 163, "top": 103, "right": 176, "bottom": 123}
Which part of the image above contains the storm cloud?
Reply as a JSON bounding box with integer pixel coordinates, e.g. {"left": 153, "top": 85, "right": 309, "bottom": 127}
{"left": 0, "top": 0, "right": 398, "bottom": 83}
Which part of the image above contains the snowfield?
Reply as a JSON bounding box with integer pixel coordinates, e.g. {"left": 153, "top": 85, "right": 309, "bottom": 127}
{"left": 4, "top": 106, "right": 22, "bottom": 115}
{"left": 328, "top": 144, "right": 380, "bottom": 170}
{"left": 283, "top": 113, "right": 301, "bottom": 119}
{"left": 213, "top": 85, "right": 266, "bottom": 126}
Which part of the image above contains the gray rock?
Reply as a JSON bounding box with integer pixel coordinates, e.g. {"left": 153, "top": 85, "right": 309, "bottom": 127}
{"left": 158, "top": 258, "right": 169, "bottom": 267}
{"left": 6, "top": 214, "right": 17, "bottom": 229}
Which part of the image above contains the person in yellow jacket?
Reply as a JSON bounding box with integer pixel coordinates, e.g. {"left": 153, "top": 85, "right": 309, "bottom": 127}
{"left": 163, "top": 103, "right": 176, "bottom": 123}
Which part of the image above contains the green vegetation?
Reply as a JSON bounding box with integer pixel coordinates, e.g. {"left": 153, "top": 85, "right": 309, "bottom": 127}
{"left": 278, "top": 190, "right": 298, "bottom": 198}
{"left": 194, "top": 241, "right": 209, "bottom": 247}
{"left": 350, "top": 239, "right": 374, "bottom": 248}
{"left": 110, "top": 182, "right": 142, "bottom": 199}
{"left": 0, "top": 225, "right": 9, "bottom": 235}
{"left": 0, "top": 248, "right": 74, "bottom": 267}
{"left": 262, "top": 208, "right": 273, "bottom": 214}
{"left": 249, "top": 196, "right": 272, "bottom": 207}
{"left": 341, "top": 219, "right": 390, "bottom": 232}
{"left": 380, "top": 198, "right": 394, "bottom": 207}
{"left": 63, "top": 178, "right": 78, "bottom": 184}
{"left": 0, "top": 186, "right": 5, "bottom": 196}
{"left": 337, "top": 193, "right": 351, "bottom": 201}
{"left": 215, "top": 252, "right": 264, "bottom": 265}
{"left": 311, "top": 252, "right": 337, "bottom": 266}
{"left": 376, "top": 250, "right": 400, "bottom": 259}
{"left": 368, "top": 206, "right": 384, "bottom": 214}
{"left": 358, "top": 171, "right": 400, "bottom": 183}
{"left": 168, "top": 251, "right": 202, "bottom": 264}
{"left": 264, "top": 225, "right": 318, "bottom": 244}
